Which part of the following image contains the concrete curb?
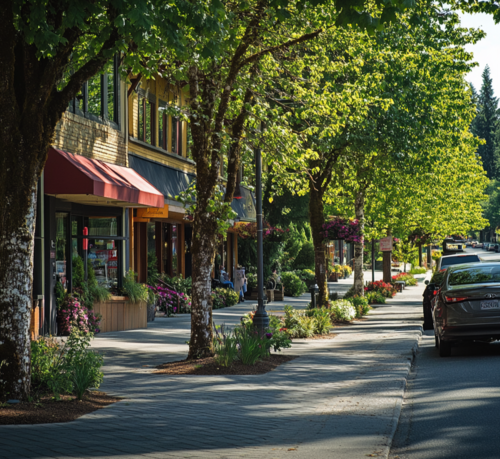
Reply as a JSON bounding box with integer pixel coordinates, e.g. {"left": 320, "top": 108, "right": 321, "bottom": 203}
{"left": 381, "top": 326, "right": 423, "bottom": 459}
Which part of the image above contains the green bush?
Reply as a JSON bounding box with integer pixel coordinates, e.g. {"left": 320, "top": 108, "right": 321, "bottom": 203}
{"left": 293, "top": 242, "right": 315, "bottom": 269}
{"left": 213, "top": 324, "right": 239, "bottom": 367}
{"left": 211, "top": 287, "right": 240, "bottom": 309}
{"left": 283, "top": 305, "right": 316, "bottom": 338}
{"left": 162, "top": 274, "right": 192, "bottom": 295}
{"left": 305, "top": 307, "right": 332, "bottom": 334}
{"left": 123, "top": 270, "right": 149, "bottom": 303}
{"left": 297, "top": 269, "right": 316, "bottom": 286}
{"left": 235, "top": 325, "right": 270, "bottom": 365}
{"left": 246, "top": 272, "right": 258, "bottom": 290}
{"left": 343, "top": 285, "right": 356, "bottom": 299}
{"left": 409, "top": 266, "right": 427, "bottom": 274}
{"left": 31, "top": 331, "right": 103, "bottom": 400}
{"left": 329, "top": 300, "right": 356, "bottom": 322}
{"left": 282, "top": 272, "right": 307, "bottom": 297}
{"left": 366, "top": 291, "right": 386, "bottom": 304}
{"left": 347, "top": 295, "right": 371, "bottom": 318}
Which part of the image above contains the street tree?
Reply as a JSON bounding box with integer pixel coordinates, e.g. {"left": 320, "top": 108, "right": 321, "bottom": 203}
{"left": 0, "top": 0, "right": 223, "bottom": 399}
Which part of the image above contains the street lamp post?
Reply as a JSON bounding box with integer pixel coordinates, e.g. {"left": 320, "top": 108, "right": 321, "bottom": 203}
{"left": 252, "top": 127, "right": 269, "bottom": 335}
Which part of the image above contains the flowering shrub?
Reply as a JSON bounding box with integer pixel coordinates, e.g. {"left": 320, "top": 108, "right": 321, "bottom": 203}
{"left": 346, "top": 295, "right": 371, "bottom": 318}
{"left": 366, "top": 291, "right": 386, "bottom": 304}
{"left": 329, "top": 300, "right": 356, "bottom": 322}
{"left": 149, "top": 284, "right": 192, "bottom": 316}
{"left": 236, "top": 221, "right": 289, "bottom": 241}
{"left": 212, "top": 287, "right": 239, "bottom": 309}
{"left": 392, "top": 272, "right": 417, "bottom": 286}
{"left": 322, "top": 217, "right": 362, "bottom": 243}
{"left": 365, "top": 280, "right": 397, "bottom": 298}
{"left": 281, "top": 272, "right": 307, "bottom": 296}
{"left": 57, "top": 295, "right": 101, "bottom": 335}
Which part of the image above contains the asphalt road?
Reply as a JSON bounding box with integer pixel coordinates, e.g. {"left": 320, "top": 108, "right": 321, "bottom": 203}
{"left": 390, "top": 247, "right": 500, "bottom": 459}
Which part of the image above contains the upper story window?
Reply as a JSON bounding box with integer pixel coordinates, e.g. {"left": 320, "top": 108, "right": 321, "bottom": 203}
{"left": 138, "top": 90, "right": 155, "bottom": 145}
{"left": 157, "top": 97, "right": 183, "bottom": 156}
{"left": 68, "top": 55, "right": 120, "bottom": 129}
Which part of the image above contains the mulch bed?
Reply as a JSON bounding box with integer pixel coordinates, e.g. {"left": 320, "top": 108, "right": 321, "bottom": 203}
{"left": 0, "top": 391, "right": 121, "bottom": 425}
{"left": 155, "top": 354, "right": 297, "bottom": 376}
{"left": 296, "top": 332, "right": 338, "bottom": 340}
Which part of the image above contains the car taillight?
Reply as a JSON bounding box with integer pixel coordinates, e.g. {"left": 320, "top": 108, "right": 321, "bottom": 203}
{"left": 433, "top": 290, "right": 438, "bottom": 295}
{"left": 445, "top": 296, "right": 469, "bottom": 303}
{"left": 439, "top": 269, "right": 446, "bottom": 272}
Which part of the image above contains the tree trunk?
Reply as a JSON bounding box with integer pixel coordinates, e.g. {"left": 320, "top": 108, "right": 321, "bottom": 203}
{"left": 309, "top": 183, "right": 328, "bottom": 307}
{"left": 188, "top": 210, "right": 218, "bottom": 359}
{"left": 0, "top": 185, "right": 37, "bottom": 399}
{"left": 353, "top": 192, "right": 365, "bottom": 297}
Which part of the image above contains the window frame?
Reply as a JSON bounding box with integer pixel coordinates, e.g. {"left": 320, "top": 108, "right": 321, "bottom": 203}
{"left": 137, "top": 90, "right": 156, "bottom": 145}
{"left": 68, "top": 54, "right": 121, "bottom": 130}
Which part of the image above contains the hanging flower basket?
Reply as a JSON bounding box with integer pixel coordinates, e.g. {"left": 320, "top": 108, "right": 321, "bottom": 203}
{"left": 321, "top": 217, "right": 362, "bottom": 243}
{"left": 235, "top": 221, "right": 289, "bottom": 241}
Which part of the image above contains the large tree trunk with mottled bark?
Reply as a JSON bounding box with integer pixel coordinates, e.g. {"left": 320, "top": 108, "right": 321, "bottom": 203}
{"left": 309, "top": 183, "right": 328, "bottom": 307}
{"left": 188, "top": 209, "right": 218, "bottom": 359}
{"left": 353, "top": 191, "right": 365, "bottom": 297}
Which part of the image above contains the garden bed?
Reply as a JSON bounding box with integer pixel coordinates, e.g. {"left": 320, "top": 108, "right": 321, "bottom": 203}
{"left": 154, "top": 354, "right": 297, "bottom": 375}
{"left": 0, "top": 392, "right": 121, "bottom": 425}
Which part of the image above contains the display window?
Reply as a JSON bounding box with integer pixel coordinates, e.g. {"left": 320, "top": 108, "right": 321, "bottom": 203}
{"left": 55, "top": 212, "right": 69, "bottom": 289}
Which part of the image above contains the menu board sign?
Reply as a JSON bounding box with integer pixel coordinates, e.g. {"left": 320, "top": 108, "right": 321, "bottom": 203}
{"left": 380, "top": 236, "right": 393, "bottom": 252}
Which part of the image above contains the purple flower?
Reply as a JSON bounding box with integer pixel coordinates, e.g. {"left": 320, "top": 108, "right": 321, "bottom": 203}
{"left": 266, "top": 333, "right": 273, "bottom": 339}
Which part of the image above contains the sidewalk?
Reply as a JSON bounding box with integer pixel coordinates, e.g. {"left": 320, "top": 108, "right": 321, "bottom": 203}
{"left": 0, "top": 272, "right": 427, "bottom": 459}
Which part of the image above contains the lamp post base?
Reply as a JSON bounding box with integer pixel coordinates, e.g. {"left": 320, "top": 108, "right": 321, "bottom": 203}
{"left": 253, "top": 299, "right": 269, "bottom": 335}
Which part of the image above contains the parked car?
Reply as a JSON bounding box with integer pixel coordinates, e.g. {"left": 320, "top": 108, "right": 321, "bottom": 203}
{"left": 488, "top": 243, "right": 498, "bottom": 252}
{"left": 433, "top": 262, "right": 500, "bottom": 357}
{"left": 423, "top": 270, "right": 447, "bottom": 330}
{"left": 474, "top": 242, "right": 483, "bottom": 248}
{"left": 483, "top": 243, "right": 490, "bottom": 250}
{"left": 436, "top": 253, "right": 481, "bottom": 272}
{"left": 442, "top": 238, "right": 464, "bottom": 255}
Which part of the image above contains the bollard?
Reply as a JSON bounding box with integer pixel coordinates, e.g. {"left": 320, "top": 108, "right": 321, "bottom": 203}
{"left": 310, "top": 283, "right": 319, "bottom": 308}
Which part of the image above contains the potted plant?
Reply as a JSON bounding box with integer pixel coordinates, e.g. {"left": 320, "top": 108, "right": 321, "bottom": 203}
{"left": 329, "top": 264, "right": 341, "bottom": 282}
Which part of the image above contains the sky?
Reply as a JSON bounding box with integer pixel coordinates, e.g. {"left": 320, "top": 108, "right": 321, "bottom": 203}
{"left": 459, "top": 12, "right": 500, "bottom": 96}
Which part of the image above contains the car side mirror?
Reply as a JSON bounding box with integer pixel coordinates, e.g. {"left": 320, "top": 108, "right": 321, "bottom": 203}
{"left": 425, "top": 280, "right": 429, "bottom": 285}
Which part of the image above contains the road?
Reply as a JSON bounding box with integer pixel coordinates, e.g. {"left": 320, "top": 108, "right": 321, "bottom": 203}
{"left": 390, "top": 247, "right": 500, "bottom": 459}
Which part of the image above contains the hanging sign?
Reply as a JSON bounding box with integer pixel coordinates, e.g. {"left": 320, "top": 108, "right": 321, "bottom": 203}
{"left": 380, "top": 236, "right": 393, "bottom": 252}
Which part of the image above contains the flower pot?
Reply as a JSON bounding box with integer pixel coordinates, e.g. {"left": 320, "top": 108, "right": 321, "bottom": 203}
{"left": 274, "top": 286, "right": 285, "bottom": 301}
{"left": 147, "top": 303, "right": 156, "bottom": 322}
{"left": 329, "top": 272, "right": 339, "bottom": 282}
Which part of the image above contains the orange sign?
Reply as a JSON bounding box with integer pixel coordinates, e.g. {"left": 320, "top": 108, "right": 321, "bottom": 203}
{"left": 136, "top": 204, "right": 169, "bottom": 220}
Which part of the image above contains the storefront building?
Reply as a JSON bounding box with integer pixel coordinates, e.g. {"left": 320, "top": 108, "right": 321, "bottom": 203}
{"left": 126, "top": 76, "right": 256, "bottom": 283}
{"left": 33, "top": 60, "right": 164, "bottom": 335}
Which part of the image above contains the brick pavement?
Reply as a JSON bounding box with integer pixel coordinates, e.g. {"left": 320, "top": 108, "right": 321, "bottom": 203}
{"left": 0, "top": 271, "right": 424, "bottom": 459}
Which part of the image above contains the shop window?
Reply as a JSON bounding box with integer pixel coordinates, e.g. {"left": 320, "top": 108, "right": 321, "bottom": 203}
{"left": 158, "top": 100, "right": 168, "bottom": 151}
{"left": 138, "top": 92, "right": 155, "bottom": 145}
{"left": 67, "top": 55, "right": 120, "bottom": 127}
{"left": 86, "top": 217, "right": 119, "bottom": 287}
{"left": 55, "top": 212, "right": 69, "bottom": 290}
{"left": 163, "top": 223, "right": 180, "bottom": 277}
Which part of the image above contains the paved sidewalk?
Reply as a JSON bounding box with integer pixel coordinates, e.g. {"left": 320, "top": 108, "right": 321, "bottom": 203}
{"left": 1, "top": 272, "right": 426, "bottom": 459}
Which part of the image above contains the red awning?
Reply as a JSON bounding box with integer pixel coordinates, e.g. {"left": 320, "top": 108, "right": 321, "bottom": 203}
{"left": 44, "top": 147, "right": 164, "bottom": 208}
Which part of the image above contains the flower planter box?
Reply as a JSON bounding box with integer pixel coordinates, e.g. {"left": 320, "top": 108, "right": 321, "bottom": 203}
{"left": 93, "top": 296, "right": 147, "bottom": 333}
{"left": 329, "top": 272, "right": 339, "bottom": 282}
{"left": 266, "top": 289, "right": 274, "bottom": 304}
{"left": 274, "top": 286, "right": 285, "bottom": 301}
{"left": 249, "top": 289, "right": 266, "bottom": 301}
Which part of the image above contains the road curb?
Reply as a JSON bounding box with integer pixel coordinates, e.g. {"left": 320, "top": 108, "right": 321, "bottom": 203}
{"left": 381, "top": 325, "right": 423, "bottom": 459}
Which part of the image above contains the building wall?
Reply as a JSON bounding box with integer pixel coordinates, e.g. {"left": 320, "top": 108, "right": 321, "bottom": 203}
{"left": 52, "top": 80, "right": 128, "bottom": 166}
{"left": 128, "top": 77, "right": 194, "bottom": 174}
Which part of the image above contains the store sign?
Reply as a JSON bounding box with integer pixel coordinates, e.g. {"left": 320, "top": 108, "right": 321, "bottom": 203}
{"left": 136, "top": 205, "right": 169, "bottom": 220}
{"left": 380, "top": 236, "right": 393, "bottom": 252}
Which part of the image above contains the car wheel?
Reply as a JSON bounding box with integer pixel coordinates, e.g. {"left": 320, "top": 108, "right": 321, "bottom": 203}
{"left": 438, "top": 335, "right": 452, "bottom": 357}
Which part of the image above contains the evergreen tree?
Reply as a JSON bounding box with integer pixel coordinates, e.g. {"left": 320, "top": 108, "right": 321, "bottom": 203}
{"left": 472, "top": 66, "right": 499, "bottom": 178}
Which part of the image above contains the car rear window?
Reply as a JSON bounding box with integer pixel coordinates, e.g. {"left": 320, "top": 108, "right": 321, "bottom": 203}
{"left": 441, "top": 255, "right": 480, "bottom": 267}
{"left": 448, "top": 266, "right": 500, "bottom": 286}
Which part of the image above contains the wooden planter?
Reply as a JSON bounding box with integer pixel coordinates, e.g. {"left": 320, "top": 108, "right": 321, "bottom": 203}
{"left": 274, "top": 286, "right": 285, "bottom": 301}
{"left": 249, "top": 289, "right": 266, "bottom": 301}
{"left": 93, "top": 296, "right": 147, "bottom": 333}
{"left": 30, "top": 305, "right": 40, "bottom": 340}
{"left": 266, "top": 289, "right": 274, "bottom": 304}
{"left": 329, "top": 272, "right": 339, "bottom": 282}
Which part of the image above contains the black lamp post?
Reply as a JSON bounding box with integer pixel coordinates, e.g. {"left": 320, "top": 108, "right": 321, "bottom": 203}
{"left": 252, "top": 124, "right": 269, "bottom": 335}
